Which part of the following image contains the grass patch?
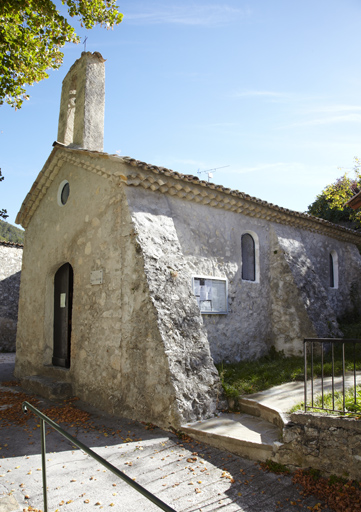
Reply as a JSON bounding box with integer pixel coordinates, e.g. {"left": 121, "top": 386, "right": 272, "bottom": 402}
{"left": 291, "top": 384, "right": 361, "bottom": 415}
{"left": 217, "top": 339, "right": 361, "bottom": 399}
{"left": 216, "top": 348, "right": 305, "bottom": 397}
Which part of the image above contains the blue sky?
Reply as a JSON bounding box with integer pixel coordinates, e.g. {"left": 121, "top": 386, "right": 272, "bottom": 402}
{"left": 1, "top": 0, "right": 361, "bottom": 227}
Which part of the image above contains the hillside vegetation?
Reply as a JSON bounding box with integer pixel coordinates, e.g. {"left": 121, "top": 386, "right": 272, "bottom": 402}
{"left": 0, "top": 220, "right": 24, "bottom": 244}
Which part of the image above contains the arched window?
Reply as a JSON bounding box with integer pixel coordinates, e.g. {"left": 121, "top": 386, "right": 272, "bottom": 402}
{"left": 329, "top": 251, "right": 339, "bottom": 289}
{"left": 242, "top": 233, "right": 255, "bottom": 281}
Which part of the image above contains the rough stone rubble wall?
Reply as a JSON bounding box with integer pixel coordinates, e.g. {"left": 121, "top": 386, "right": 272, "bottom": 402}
{"left": 116, "top": 188, "right": 187, "bottom": 428}
{"left": 269, "top": 229, "right": 318, "bottom": 354}
{"left": 125, "top": 186, "right": 222, "bottom": 425}
{"left": 269, "top": 226, "right": 342, "bottom": 352}
{"left": 271, "top": 224, "right": 361, "bottom": 341}
{"left": 128, "top": 185, "right": 361, "bottom": 360}
{"left": 0, "top": 244, "right": 23, "bottom": 352}
{"left": 273, "top": 412, "right": 361, "bottom": 481}
{"left": 168, "top": 194, "right": 273, "bottom": 363}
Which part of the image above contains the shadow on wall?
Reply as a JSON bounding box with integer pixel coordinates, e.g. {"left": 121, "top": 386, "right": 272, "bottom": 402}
{"left": 0, "top": 271, "right": 21, "bottom": 352}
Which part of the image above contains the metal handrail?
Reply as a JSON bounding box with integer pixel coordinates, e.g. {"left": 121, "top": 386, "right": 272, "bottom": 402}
{"left": 22, "top": 401, "right": 177, "bottom": 512}
{"left": 303, "top": 338, "right": 360, "bottom": 415}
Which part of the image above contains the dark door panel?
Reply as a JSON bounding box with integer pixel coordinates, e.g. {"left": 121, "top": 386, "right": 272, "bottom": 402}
{"left": 53, "top": 263, "right": 73, "bottom": 368}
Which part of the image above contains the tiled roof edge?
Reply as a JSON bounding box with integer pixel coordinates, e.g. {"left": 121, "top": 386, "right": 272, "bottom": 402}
{"left": 16, "top": 143, "right": 361, "bottom": 244}
{"left": 0, "top": 240, "right": 24, "bottom": 248}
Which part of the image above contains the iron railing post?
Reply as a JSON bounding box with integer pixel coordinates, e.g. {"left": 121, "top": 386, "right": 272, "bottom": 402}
{"left": 304, "top": 340, "right": 307, "bottom": 412}
{"left": 303, "top": 338, "right": 360, "bottom": 415}
{"left": 342, "top": 342, "right": 346, "bottom": 413}
{"left": 321, "top": 341, "right": 324, "bottom": 409}
{"left": 311, "top": 342, "right": 314, "bottom": 408}
{"left": 40, "top": 419, "right": 48, "bottom": 512}
{"left": 22, "top": 402, "right": 176, "bottom": 512}
{"left": 354, "top": 342, "right": 357, "bottom": 406}
{"left": 332, "top": 343, "right": 335, "bottom": 411}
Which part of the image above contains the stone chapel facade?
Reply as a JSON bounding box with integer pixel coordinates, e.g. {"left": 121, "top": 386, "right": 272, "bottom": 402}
{"left": 14, "top": 52, "right": 361, "bottom": 428}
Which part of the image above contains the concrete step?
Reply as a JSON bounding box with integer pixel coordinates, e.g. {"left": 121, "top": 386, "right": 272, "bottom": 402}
{"left": 233, "top": 396, "right": 287, "bottom": 429}
{"left": 20, "top": 375, "right": 73, "bottom": 401}
{"left": 181, "top": 412, "right": 282, "bottom": 462}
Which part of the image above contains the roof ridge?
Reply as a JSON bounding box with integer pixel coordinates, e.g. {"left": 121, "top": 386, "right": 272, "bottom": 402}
{"left": 16, "top": 144, "right": 361, "bottom": 244}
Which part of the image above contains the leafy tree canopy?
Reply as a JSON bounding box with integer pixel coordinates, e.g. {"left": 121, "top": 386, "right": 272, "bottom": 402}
{"left": 0, "top": 169, "right": 8, "bottom": 220}
{"left": 0, "top": 219, "right": 24, "bottom": 243}
{"left": 0, "top": 0, "right": 123, "bottom": 109}
{"left": 307, "top": 158, "right": 361, "bottom": 229}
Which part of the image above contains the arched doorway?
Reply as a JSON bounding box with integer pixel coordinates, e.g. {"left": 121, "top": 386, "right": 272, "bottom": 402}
{"left": 52, "top": 263, "right": 73, "bottom": 368}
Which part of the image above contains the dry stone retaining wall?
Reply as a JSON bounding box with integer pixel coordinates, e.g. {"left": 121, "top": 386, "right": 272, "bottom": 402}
{"left": 274, "top": 412, "right": 361, "bottom": 481}
{"left": 0, "top": 242, "right": 23, "bottom": 352}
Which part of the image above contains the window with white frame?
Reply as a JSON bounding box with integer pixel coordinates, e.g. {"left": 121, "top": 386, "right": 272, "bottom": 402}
{"left": 192, "top": 276, "right": 228, "bottom": 314}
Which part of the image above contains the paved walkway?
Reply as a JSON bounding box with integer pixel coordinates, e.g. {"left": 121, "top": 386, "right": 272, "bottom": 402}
{"left": 0, "top": 353, "right": 331, "bottom": 512}
{"left": 182, "top": 371, "right": 361, "bottom": 454}
{"left": 246, "top": 373, "right": 361, "bottom": 414}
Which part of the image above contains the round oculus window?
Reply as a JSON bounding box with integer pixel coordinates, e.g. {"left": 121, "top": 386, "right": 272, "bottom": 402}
{"left": 57, "top": 180, "right": 70, "bottom": 206}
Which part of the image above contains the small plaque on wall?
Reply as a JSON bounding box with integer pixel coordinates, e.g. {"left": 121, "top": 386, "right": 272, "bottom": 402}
{"left": 90, "top": 270, "right": 103, "bottom": 285}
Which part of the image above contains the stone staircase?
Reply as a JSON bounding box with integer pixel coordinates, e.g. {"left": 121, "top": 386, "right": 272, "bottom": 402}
{"left": 181, "top": 411, "right": 283, "bottom": 462}
{"left": 181, "top": 385, "right": 301, "bottom": 463}
{"left": 20, "top": 375, "right": 73, "bottom": 401}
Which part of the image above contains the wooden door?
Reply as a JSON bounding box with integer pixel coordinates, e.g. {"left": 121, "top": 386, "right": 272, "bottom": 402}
{"left": 53, "top": 263, "right": 73, "bottom": 368}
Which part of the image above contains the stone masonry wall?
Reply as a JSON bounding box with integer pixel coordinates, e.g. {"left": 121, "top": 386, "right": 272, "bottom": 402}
{"left": 0, "top": 242, "right": 23, "bottom": 352}
{"left": 15, "top": 157, "right": 222, "bottom": 428}
{"left": 269, "top": 229, "right": 317, "bottom": 355}
{"left": 271, "top": 226, "right": 342, "bottom": 350}
{"left": 273, "top": 412, "right": 361, "bottom": 481}
{"left": 169, "top": 193, "right": 273, "bottom": 363}
{"left": 126, "top": 184, "right": 361, "bottom": 361}
{"left": 126, "top": 186, "right": 223, "bottom": 425}
{"left": 273, "top": 225, "right": 360, "bottom": 336}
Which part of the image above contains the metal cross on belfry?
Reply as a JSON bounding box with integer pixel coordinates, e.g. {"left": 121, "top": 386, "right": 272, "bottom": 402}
{"left": 83, "top": 37, "right": 88, "bottom": 52}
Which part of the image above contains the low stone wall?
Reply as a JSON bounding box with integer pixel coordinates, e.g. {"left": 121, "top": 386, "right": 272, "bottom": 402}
{"left": 273, "top": 412, "right": 361, "bottom": 481}
{"left": 0, "top": 242, "right": 23, "bottom": 352}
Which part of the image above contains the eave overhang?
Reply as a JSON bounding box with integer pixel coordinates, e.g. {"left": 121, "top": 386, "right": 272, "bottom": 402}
{"left": 16, "top": 142, "right": 361, "bottom": 245}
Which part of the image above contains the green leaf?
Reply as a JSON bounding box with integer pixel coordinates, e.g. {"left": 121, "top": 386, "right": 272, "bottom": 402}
{"left": 0, "top": 0, "right": 123, "bottom": 108}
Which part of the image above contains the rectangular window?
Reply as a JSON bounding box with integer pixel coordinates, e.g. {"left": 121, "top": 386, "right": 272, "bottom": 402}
{"left": 192, "top": 276, "right": 228, "bottom": 314}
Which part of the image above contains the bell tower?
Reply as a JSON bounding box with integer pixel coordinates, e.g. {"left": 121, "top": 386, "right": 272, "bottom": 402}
{"left": 57, "top": 51, "right": 105, "bottom": 151}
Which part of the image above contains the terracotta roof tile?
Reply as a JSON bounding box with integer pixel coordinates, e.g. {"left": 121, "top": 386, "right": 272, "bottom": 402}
{"left": 15, "top": 142, "right": 361, "bottom": 244}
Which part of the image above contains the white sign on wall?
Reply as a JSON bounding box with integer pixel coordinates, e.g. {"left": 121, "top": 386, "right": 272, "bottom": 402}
{"left": 192, "top": 276, "right": 228, "bottom": 314}
{"left": 60, "top": 293, "right": 66, "bottom": 308}
{"left": 90, "top": 269, "right": 103, "bottom": 285}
